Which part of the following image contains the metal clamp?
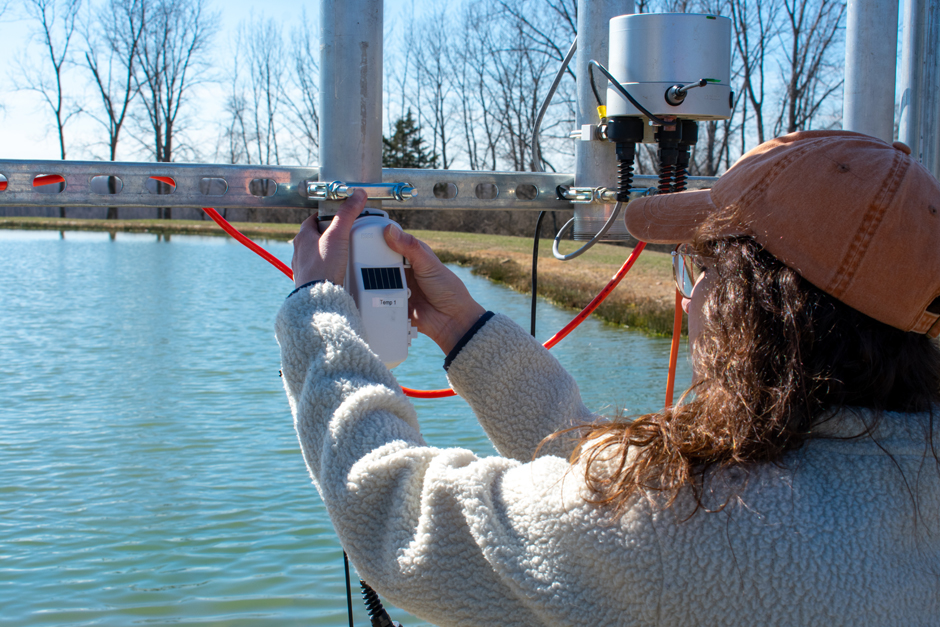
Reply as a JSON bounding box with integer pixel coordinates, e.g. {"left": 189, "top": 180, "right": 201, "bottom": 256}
{"left": 557, "top": 185, "right": 620, "bottom": 204}
{"left": 306, "top": 180, "right": 417, "bottom": 202}
{"left": 568, "top": 124, "right": 608, "bottom": 142}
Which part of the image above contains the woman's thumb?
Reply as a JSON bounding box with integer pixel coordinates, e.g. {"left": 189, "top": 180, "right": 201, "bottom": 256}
{"left": 385, "top": 224, "right": 443, "bottom": 275}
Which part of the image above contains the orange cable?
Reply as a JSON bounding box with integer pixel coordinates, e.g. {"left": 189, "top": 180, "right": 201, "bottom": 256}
{"left": 201, "top": 205, "right": 647, "bottom": 400}
{"left": 20, "top": 173, "right": 679, "bottom": 404}
{"left": 399, "top": 386, "right": 460, "bottom": 399}
{"left": 202, "top": 207, "right": 294, "bottom": 280}
{"left": 402, "top": 242, "right": 647, "bottom": 398}
{"left": 664, "top": 289, "right": 683, "bottom": 409}
{"left": 544, "top": 242, "right": 646, "bottom": 350}
{"left": 33, "top": 174, "right": 66, "bottom": 187}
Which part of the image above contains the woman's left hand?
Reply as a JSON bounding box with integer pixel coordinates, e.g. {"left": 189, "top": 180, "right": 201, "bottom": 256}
{"left": 291, "top": 189, "right": 367, "bottom": 287}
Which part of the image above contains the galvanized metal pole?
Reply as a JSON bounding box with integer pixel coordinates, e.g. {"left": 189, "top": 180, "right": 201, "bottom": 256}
{"left": 573, "top": 0, "right": 633, "bottom": 241}
{"left": 843, "top": 0, "right": 899, "bottom": 142}
{"left": 899, "top": 0, "right": 940, "bottom": 179}
{"left": 319, "top": 0, "right": 384, "bottom": 213}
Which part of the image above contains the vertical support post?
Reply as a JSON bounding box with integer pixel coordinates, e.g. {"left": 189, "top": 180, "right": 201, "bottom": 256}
{"left": 573, "top": 0, "right": 633, "bottom": 241}
{"left": 843, "top": 0, "right": 899, "bottom": 143}
{"left": 899, "top": 0, "right": 940, "bottom": 179}
{"left": 319, "top": 0, "right": 384, "bottom": 214}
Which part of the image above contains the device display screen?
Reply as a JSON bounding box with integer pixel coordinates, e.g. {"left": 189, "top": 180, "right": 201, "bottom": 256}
{"left": 361, "top": 267, "right": 404, "bottom": 291}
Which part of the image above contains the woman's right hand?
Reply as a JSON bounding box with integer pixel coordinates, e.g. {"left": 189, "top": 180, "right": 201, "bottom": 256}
{"left": 384, "top": 224, "right": 486, "bottom": 354}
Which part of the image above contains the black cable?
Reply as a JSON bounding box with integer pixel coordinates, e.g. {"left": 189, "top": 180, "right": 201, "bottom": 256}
{"left": 361, "top": 580, "right": 399, "bottom": 627}
{"left": 675, "top": 120, "right": 698, "bottom": 193}
{"left": 531, "top": 211, "right": 546, "bottom": 337}
{"left": 588, "top": 66, "right": 603, "bottom": 108}
{"left": 344, "top": 552, "right": 355, "bottom": 627}
{"left": 588, "top": 60, "right": 669, "bottom": 126}
{"left": 606, "top": 117, "right": 644, "bottom": 202}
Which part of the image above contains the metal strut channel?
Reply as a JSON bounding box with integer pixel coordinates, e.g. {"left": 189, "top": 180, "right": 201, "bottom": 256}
{"left": 0, "top": 159, "right": 717, "bottom": 211}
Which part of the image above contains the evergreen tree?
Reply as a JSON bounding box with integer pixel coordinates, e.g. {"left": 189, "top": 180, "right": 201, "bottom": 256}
{"left": 383, "top": 110, "right": 439, "bottom": 169}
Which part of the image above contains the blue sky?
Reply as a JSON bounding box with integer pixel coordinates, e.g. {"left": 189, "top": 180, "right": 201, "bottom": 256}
{"left": 0, "top": 0, "right": 435, "bottom": 161}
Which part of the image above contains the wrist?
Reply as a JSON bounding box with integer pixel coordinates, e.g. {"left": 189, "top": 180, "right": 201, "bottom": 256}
{"left": 287, "top": 279, "right": 328, "bottom": 299}
{"left": 437, "top": 304, "right": 487, "bottom": 354}
{"left": 443, "top": 311, "right": 495, "bottom": 370}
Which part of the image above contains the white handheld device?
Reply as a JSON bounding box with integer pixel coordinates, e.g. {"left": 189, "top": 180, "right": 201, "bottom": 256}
{"left": 345, "top": 212, "right": 418, "bottom": 369}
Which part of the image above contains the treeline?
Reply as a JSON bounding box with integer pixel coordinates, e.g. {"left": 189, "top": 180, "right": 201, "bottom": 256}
{"left": 381, "top": 0, "right": 846, "bottom": 177}
{"left": 7, "top": 0, "right": 847, "bottom": 225}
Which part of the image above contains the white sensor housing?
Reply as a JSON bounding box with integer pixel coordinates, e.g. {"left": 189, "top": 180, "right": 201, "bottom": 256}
{"left": 607, "top": 13, "right": 732, "bottom": 121}
{"left": 346, "top": 214, "right": 417, "bottom": 369}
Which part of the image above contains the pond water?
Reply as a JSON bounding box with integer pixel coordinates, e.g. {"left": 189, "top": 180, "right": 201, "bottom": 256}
{"left": 0, "top": 230, "right": 691, "bottom": 626}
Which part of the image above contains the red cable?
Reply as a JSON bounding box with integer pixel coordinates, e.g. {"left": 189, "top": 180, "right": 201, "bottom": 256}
{"left": 18, "top": 173, "right": 669, "bottom": 402}
{"left": 202, "top": 207, "right": 294, "bottom": 280}
{"left": 403, "top": 242, "right": 647, "bottom": 398}
{"left": 664, "top": 289, "right": 683, "bottom": 408}
{"left": 33, "top": 174, "right": 66, "bottom": 187}
{"left": 201, "top": 206, "right": 647, "bottom": 399}
{"left": 543, "top": 242, "right": 646, "bottom": 350}
{"left": 400, "top": 385, "right": 459, "bottom": 398}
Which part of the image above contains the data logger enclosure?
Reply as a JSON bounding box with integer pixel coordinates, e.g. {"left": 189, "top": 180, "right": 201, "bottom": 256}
{"left": 345, "top": 214, "right": 417, "bottom": 369}
{"left": 607, "top": 13, "right": 733, "bottom": 121}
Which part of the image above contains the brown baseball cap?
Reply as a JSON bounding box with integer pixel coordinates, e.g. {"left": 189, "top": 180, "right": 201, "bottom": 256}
{"left": 624, "top": 130, "right": 940, "bottom": 337}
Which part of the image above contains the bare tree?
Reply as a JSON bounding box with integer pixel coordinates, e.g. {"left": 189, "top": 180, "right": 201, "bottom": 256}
{"left": 218, "top": 16, "right": 292, "bottom": 169}
{"left": 774, "top": 0, "right": 846, "bottom": 134}
{"left": 16, "top": 0, "right": 81, "bottom": 218}
{"left": 135, "top": 0, "right": 217, "bottom": 165}
{"left": 378, "top": 0, "right": 847, "bottom": 181}
{"left": 82, "top": 0, "right": 145, "bottom": 172}
{"left": 406, "top": 10, "right": 456, "bottom": 169}
{"left": 450, "top": 25, "right": 484, "bottom": 170}
{"left": 464, "top": 0, "right": 576, "bottom": 172}
{"left": 0, "top": 1, "right": 6, "bottom": 108}
{"left": 685, "top": 0, "right": 745, "bottom": 176}
{"left": 133, "top": 0, "right": 217, "bottom": 218}
{"left": 730, "top": 0, "right": 779, "bottom": 145}
{"left": 452, "top": 5, "right": 501, "bottom": 170}
{"left": 241, "top": 16, "right": 285, "bottom": 165}
{"left": 283, "top": 11, "right": 319, "bottom": 166}
{"left": 499, "top": 41, "right": 556, "bottom": 171}
{"left": 218, "top": 54, "right": 251, "bottom": 164}
{"left": 496, "top": 0, "right": 577, "bottom": 67}
{"left": 17, "top": 0, "right": 82, "bottom": 161}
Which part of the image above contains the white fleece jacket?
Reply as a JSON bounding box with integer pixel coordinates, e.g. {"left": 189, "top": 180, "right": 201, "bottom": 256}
{"left": 275, "top": 282, "right": 940, "bottom": 627}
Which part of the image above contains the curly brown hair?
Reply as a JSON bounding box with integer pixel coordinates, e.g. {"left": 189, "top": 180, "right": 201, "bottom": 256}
{"left": 569, "top": 230, "right": 940, "bottom": 513}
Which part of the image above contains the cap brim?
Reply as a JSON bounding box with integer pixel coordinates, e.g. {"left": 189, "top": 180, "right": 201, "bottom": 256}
{"left": 624, "top": 188, "right": 720, "bottom": 244}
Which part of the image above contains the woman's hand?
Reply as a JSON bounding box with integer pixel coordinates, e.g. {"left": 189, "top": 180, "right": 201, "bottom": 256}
{"left": 291, "top": 189, "right": 367, "bottom": 287}
{"left": 384, "top": 225, "right": 485, "bottom": 354}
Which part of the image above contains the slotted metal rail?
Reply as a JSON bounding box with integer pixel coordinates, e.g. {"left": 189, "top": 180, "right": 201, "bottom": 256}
{"left": 0, "top": 159, "right": 718, "bottom": 213}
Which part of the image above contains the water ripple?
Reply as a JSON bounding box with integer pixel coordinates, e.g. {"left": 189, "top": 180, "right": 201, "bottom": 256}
{"left": 0, "top": 231, "right": 690, "bottom": 626}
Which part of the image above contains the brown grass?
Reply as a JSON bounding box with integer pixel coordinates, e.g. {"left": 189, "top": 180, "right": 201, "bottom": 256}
{"left": 432, "top": 243, "right": 685, "bottom": 336}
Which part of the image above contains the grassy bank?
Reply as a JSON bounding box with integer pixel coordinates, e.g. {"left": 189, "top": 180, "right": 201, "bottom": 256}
{"left": 0, "top": 217, "right": 682, "bottom": 335}
{"left": 408, "top": 230, "right": 682, "bottom": 336}
{"left": 0, "top": 216, "right": 300, "bottom": 240}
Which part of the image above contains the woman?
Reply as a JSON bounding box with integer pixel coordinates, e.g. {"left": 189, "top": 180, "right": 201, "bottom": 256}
{"left": 276, "top": 131, "right": 940, "bottom": 626}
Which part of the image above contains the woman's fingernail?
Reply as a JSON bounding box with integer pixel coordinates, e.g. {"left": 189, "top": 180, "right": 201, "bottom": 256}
{"left": 387, "top": 223, "right": 403, "bottom": 241}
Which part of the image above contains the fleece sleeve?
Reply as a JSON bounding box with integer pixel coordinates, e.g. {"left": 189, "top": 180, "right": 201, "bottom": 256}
{"left": 275, "top": 282, "right": 562, "bottom": 626}
{"left": 444, "top": 313, "right": 599, "bottom": 462}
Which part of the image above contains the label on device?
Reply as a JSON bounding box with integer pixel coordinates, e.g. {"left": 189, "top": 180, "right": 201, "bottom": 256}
{"left": 372, "top": 297, "right": 405, "bottom": 308}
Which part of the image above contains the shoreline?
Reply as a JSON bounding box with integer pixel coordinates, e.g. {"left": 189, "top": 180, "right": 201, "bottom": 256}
{"left": 0, "top": 216, "right": 300, "bottom": 239}
{"left": 0, "top": 217, "right": 683, "bottom": 336}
